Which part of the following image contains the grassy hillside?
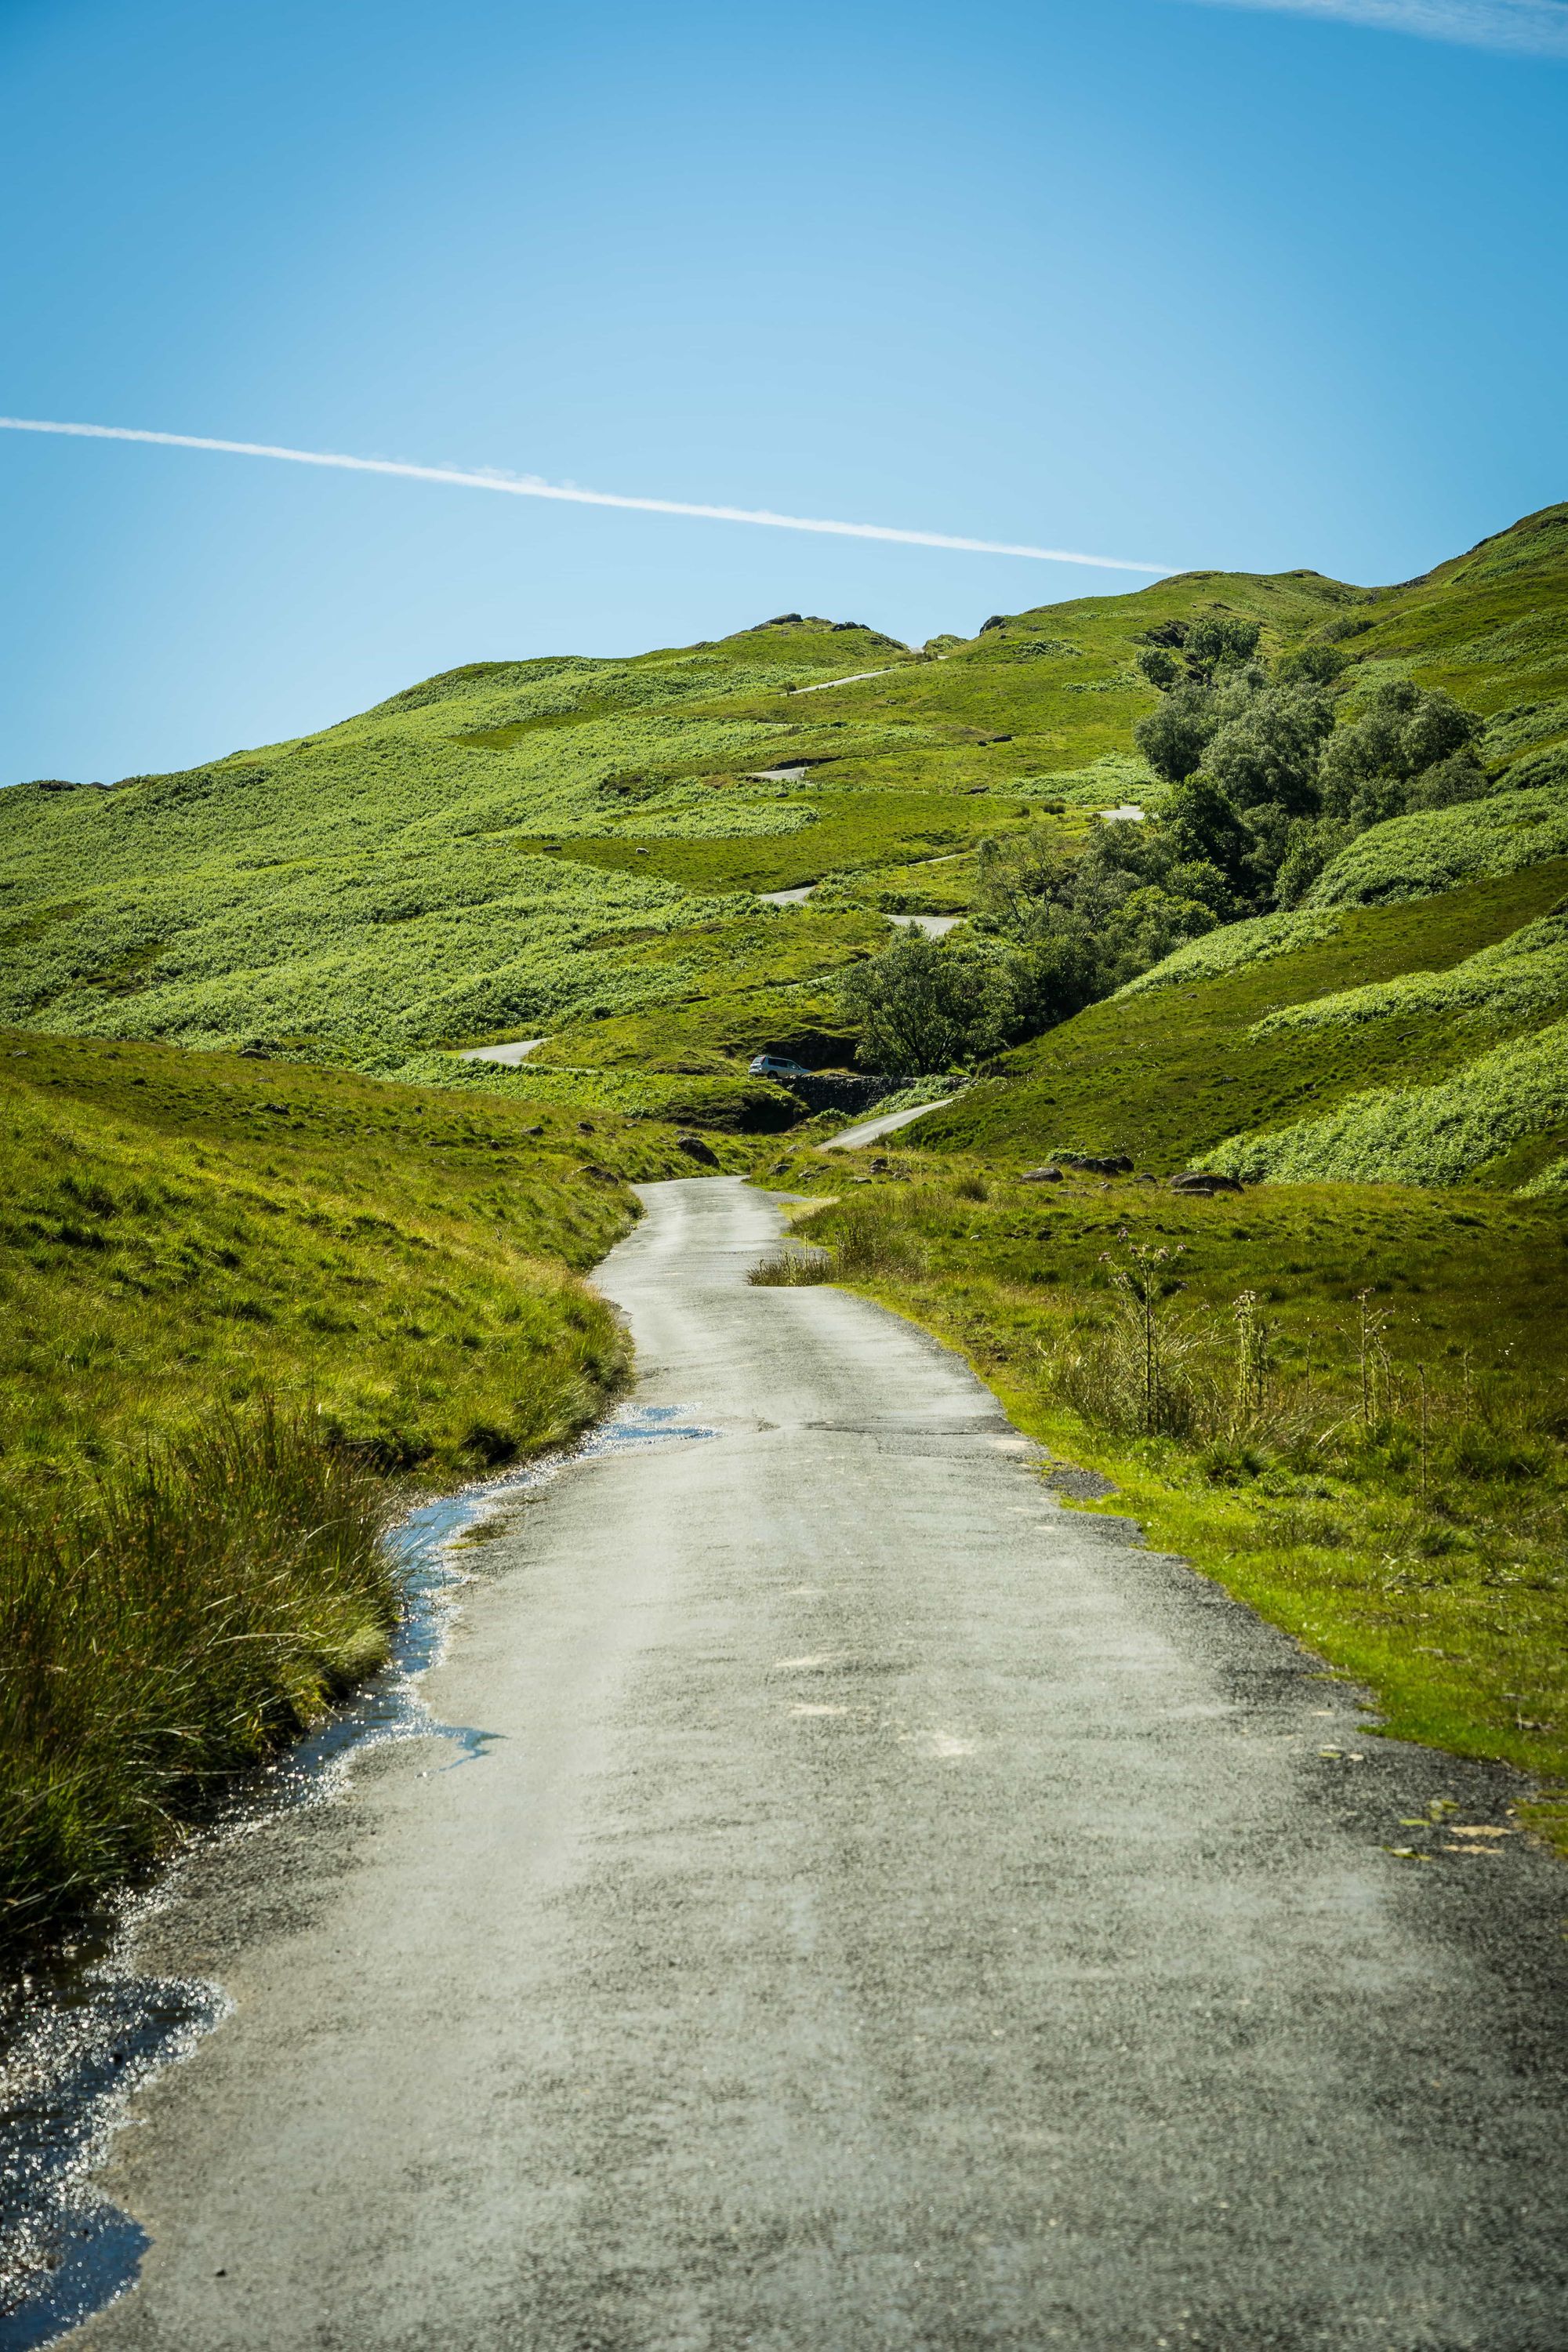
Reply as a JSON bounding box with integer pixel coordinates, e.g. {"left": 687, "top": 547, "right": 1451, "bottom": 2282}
{"left": 5, "top": 509, "right": 1566, "bottom": 1111}
{"left": 0, "top": 1032, "right": 728, "bottom": 1937}
{"left": 0, "top": 575, "right": 1387, "bottom": 1084}
{"left": 920, "top": 858, "right": 1568, "bottom": 1175}
{"left": 0, "top": 1028, "right": 724, "bottom": 1488}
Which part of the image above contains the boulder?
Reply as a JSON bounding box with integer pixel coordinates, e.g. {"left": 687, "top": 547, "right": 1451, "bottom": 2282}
{"left": 1169, "top": 1171, "right": 1243, "bottom": 1196}
{"left": 677, "top": 1132, "right": 720, "bottom": 1167}
{"left": 1019, "top": 1166, "right": 1063, "bottom": 1183}
{"left": 1056, "top": 1152, "right": 1134, "bottom": 1177}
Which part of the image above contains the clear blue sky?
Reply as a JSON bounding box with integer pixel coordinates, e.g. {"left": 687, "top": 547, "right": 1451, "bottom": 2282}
{"left": 2, "top": 0, "right": 1565, "bottom": 784}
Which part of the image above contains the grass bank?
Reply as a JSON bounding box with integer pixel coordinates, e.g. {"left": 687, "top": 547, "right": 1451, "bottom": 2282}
{"left": 3, "top": 1405, "right": 395, "bottom": 1940}
{"left": 760, "top": 1158, "right": 1568, "bottom": 1855}
{"left": 0, "top": 1030, "right": 700, "bottom": 1942}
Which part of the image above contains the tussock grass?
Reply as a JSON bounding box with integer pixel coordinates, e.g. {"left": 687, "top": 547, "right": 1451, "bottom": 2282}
{"left": 748, "top": 1247, "right": 833, "bottom": 1286}
{"left": 1, "top": 1402, "right": 395, "bottom": 1944}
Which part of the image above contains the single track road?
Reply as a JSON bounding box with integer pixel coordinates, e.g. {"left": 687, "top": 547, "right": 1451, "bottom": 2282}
{"left": 71, "top": 1178, "right": 1568, "bottom": 2350}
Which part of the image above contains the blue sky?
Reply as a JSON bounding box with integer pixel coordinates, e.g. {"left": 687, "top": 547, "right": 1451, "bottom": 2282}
{"left": 2, "top": 0, "right": 1565, "bottom": 783}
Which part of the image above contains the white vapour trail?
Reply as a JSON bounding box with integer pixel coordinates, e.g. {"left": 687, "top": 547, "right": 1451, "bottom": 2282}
{"left": 1167, "top": 0, "right": 1568, "bottom": 55}
{"left": 0, "top": 416, "right": 1173, "bottom": 574}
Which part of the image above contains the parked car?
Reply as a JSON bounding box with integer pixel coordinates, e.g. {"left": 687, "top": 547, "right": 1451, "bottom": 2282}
{"left": 749, "top": 1054, "right": 813, "bottom": 1079}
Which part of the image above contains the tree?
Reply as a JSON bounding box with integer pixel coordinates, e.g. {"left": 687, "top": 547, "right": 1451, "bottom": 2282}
{"left": 1134, "top": 614, "right": 1261, "bottom": 688}
{"left": 964, "top": 629, "right": 1493, "bottom": 1040}
{"left": 1182, "top": 615, "right": 1261, "bottom": 681}
{"left": 1134, "top": 684, "right": 1221, "bottom": 783}
{"left": 837, "top": 933, "right": 1014, "bottom": 1076}
{"left": 1201, "top": 684, "right": 1335, "bottom": 817}
{"left": 1276, "top": 641, "right": 1349, "bottom": 687}
{"left": 1318, "top": 680, "right": 1484, "bottom": 821}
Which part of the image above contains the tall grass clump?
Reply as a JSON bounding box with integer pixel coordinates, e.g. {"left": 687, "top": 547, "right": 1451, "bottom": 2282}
{"left": 1053, "top": 1240, "right": 1202, "bottom": 1439}
{"left": 0, "top": 1400, "right": 397, "bottom": 1945}
{"left": 749, "top": 1196, "right": 929, "bottom": 1288}
{"left": 749, "top": 1246, "right": 833, "bottom": 1286}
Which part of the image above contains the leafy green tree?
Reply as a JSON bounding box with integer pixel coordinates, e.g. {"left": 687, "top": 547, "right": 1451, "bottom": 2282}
{"left": 1276, "top": 641, "right": 1349, "bottom": 686}
{"left": 1134, "top": 684, "right": 1221, "bottom": 783}
{"left": 1135, "top": 646, "right": 1182, "bottom": 691}
{"left": 1319, "top": 680, "right": 1484, "bottom": 821}
{"left": 1202, "top": 684, "right": 1335, "bottom": 817}
{"left": 837, "top": 933, "right": 1014, "bottom": 1076}
{"left": 968, "top": 630, "right": 1494, "bottom": 1039}
{"left": 1181, "top": 615, "right": 1261, "bottom": 681}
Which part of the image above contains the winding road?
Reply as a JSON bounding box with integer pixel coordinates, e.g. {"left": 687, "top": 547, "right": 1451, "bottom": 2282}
{"left": 71, "top": 1179, "right": 1568, "bottom": 2350}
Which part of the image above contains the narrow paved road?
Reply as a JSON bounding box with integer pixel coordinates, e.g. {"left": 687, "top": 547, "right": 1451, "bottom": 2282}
{"left": 823, "top": 1097, "right": 958, "bottom": 1149}
{"left": 78, "top": 1181, "right": 1567, "bottom": 2350}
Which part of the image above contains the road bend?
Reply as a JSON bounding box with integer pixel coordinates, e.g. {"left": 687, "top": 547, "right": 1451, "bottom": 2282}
{"left": 76, "top": 1178, "right": 1567, "bottom": 2350}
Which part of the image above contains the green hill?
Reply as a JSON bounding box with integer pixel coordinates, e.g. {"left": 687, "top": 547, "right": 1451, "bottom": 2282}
{"left": 3, "top": 505, "right": 1566, "bottom": 1144}
{"left": 0, "top": 572, "right": 1398, "bottom": 1085}
{"left": 911, "top": 506, "right": 1568, "bottom": 1186}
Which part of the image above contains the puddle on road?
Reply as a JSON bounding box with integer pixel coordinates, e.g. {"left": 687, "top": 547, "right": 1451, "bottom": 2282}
{"left": 0, "top": 1401, "right": 717, "bottom": 2350}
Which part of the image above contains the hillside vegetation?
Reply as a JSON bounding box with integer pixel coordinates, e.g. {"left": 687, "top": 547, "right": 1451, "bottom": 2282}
{"left": 5, "top": 510, "right": 1567, "bottom": 1143}
{"left": 0, "top": 1033, "right": 720, "bottom": 1938}
{"left": 911, "top": 510, "right": 1568, "bottom": 1185}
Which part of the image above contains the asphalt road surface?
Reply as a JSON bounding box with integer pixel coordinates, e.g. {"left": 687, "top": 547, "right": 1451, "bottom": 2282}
{"left": 822, "top": 1098, "right": 957, "bottom": 1150}
{"left": 74, "top": 1179, "right": 1568, "bottom": 2350}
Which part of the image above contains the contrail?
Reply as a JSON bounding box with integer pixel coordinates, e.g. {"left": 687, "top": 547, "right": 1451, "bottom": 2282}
{"left": 1167, "top": 0, "right": 1568, "bottom": 55}
{"left": 0, "top": 416, "right": 1174, "bottom": 575}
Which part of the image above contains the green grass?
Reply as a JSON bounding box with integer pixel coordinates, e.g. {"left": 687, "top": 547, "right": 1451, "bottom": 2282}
{"left": 918, "top": 859, "right": 1568, "bottom": 1172}
{"left": 1306, "top": 786, "right": 1568, "bottom": 908}
{"left": 524, "top": 903, "right": 887, "bottom": 1073}
{"left": 539, "top": 787, "right": 1047, "bottom": 895}
{"left": 1248, "top": 908, "right": 1568, "bottom": 1041}
{"left": 759, "top": 1160, "right": 1568, "bottom": 1849}
{"left": 1203, "top": 1016, "right": 1568, "bottom": 1189}
{"left": 3, "top": 1405, "right": 397, "bottom": 1941}
{"left": 0, "top": 1027, "right": 704, "bottom": 1486}
{"left": 4, "top": 503, "right": 1568, "bottom": 1091}
{"left": 0, "top": 1029, "right": 728, "bottom": 1939}
{"left": 379, "top": 1053, "right": 804, "bottom": 1130}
